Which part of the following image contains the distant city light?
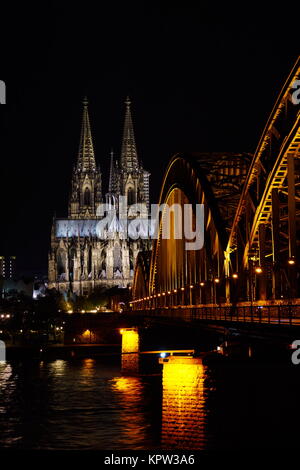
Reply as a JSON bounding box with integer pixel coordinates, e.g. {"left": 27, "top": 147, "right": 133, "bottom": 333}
{"left": 160, "top": 352, "right": 167, "bottom": 358}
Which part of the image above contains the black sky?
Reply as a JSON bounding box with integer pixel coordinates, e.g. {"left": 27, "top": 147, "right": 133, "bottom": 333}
{"left": 0, "top": 4, "right": 299, "bottom": 276}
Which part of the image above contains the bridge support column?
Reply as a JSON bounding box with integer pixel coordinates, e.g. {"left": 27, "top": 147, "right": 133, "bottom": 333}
{"left": 159, "top": 355, "right": 205, "bottom": 449}
{"left": 120, "top": 328, "right": 140, "bottom": 375}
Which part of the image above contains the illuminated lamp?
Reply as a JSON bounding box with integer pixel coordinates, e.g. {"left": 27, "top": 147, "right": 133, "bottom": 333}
{"left": 214, "top": 278, "right": 220, "bottom": 283}
{"left": 200, "top": 282, "right": 205, "bottom": 287}
{"left": 255, "top": 266, "right": 263, "bottom": 274}
{"left": 288, "top": 257, "right": 296, "bottom": 265}
{"left": 232, "top": 273, "right": 238, "bottom": 279}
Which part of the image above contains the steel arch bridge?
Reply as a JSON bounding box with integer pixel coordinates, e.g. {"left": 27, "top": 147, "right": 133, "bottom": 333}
{"left": 132, "top": 57, "right": 300, "bottom": 321}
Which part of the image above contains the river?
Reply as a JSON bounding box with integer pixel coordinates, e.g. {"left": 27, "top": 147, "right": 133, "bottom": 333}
{"left": 1, "top": 354, "right": 300, "bottom": 450}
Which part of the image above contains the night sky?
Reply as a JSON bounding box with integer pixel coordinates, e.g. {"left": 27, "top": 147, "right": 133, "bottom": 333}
{"left": 0, "top": 4, "right": 298, "bottom": 276}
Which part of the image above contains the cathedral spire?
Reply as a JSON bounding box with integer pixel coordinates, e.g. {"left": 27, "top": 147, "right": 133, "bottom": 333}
{"left": 108, "top": 149, "right": 115, "bottom": 193}
{"left": 120, "top": 96, "right": 139, "bottom": 172}
{"left": 77, "top": 97, "right": 96, "bottom": 172}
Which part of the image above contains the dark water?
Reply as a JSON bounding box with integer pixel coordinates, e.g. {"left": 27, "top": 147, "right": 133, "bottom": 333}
{"left": 1, "top": 355, "right": 300, "bottom": 450}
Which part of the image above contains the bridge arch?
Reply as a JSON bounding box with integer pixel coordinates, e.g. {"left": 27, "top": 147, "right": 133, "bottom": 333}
{"left": 133, "top": 152, "right": 250, "bottom": 308}
{"left": 132, "top": 57, "right": 300, "bottom": 310}
{"left": 227, "top": 57, "right": 300, "bottom": 302}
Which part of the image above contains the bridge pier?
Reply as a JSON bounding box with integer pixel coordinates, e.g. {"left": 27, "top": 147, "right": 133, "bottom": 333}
{"left": 120, "top": 328, "right": 140, "bottom": 375}
{"left": 159, "top": 355, "right": 206, "bottom": 449}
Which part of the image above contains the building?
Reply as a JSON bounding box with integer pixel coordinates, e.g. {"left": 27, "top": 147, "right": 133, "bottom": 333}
{"left": 0, "top": 256, "right": 17, "bottom": 279}
{"left": 48, "top": 97, "right": 151, "bottom": 295}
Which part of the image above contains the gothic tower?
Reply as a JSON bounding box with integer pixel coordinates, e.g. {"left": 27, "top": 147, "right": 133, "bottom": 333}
{"left": 48, "top": 97, "right": 151, "bottom": 297}
{"left": 119, "top": 97, "right": 150, "bottom": 210}
{"left": 69, "top": 97, "right": 102, "bottom": 218}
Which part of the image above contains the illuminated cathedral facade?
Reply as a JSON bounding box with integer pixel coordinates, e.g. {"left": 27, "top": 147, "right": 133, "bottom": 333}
{"left": 48, "top": 97, "right": 151, "bottom": 295}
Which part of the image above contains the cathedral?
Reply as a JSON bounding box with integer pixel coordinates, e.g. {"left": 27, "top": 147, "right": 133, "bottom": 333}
{"left": 48, "top": 97, "right": 151, "bottom": 295}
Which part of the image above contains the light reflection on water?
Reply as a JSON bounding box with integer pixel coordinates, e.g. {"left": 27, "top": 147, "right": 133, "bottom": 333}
{"left": 1, "top": 357, "right": 300, "bottom": 450}
{"left": 0, "top": 359, "right": 161, "bottom": 450}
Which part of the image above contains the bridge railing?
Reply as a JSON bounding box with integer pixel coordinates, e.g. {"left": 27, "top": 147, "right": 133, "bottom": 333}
{"left": 129, "top": 304, "right": 300, "bottom": 325}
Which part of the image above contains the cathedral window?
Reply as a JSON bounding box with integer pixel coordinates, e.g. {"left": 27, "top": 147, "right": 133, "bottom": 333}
{"left": 88, "top": 246, "right": 92, "bottom": 276}
{"left": 57, "top": 249, "right": 66, "bottom": 276}
{"left": 84, "top": 187, "right": 91, "bottom": 205}
{"left": 127, "top": 187, "right": 135, "bottom": 206}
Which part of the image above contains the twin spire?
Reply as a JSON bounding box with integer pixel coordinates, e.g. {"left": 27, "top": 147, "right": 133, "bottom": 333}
{"left": 77, "top": 96, "right": 138, "bottom": 176}
{"left": 108, "top": 149, "right": 115, "bottom": 193}
{"left": 77, "top": 97, "right": 96, "bottom": 172}
{"left": 120, "top": 96, "right": 139, "bottom": 172}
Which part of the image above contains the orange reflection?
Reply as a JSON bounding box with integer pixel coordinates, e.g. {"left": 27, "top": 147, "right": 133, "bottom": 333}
{"left": 81, "top": 358, "right": 96, "bottom": 377}
{"left": 160, "top": 356, "right": 207, "bottom": 450}
{"left": 110, "top": 376, "right": 148, "bottom": 445}
{"left": 121, "top": 329, "right": 139, "bottom": 374}
{"left": 112, "top": 376, "right": 141, "bottom": 398}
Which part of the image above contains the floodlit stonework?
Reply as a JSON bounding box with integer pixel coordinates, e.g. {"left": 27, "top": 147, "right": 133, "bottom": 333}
{"left": 48, "top": 97, "right": 151, "bottom": 295}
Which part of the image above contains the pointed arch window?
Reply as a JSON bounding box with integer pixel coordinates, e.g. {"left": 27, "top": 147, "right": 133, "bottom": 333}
{"left": 127, "top": 187, "right": 135, "bottom": 206}
{"left": 84, "top": 187, "right": 91, "bottom": 205}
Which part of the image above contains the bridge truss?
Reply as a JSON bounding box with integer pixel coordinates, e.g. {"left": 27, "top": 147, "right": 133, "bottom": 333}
{"left": 132, "top": 57, "right": 300, "bottom": 313}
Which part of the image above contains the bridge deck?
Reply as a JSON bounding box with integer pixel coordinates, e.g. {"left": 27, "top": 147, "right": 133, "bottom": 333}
{"left": 130, "top": 304, "right": 300, "bottom": 326}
